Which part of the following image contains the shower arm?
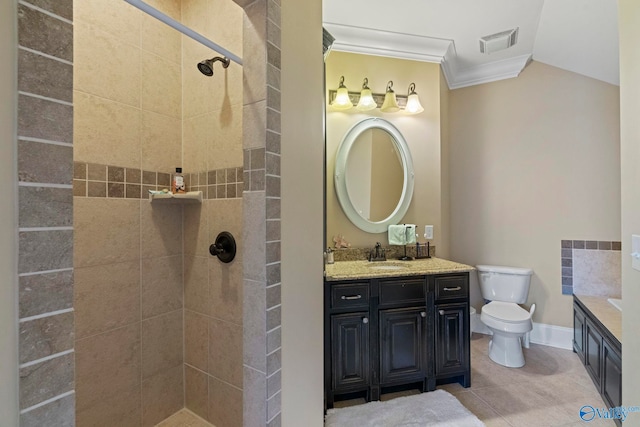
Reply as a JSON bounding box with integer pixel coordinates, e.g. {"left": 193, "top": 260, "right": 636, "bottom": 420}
{"left": 123, "top": 0, "right": 243, "bottom": 66}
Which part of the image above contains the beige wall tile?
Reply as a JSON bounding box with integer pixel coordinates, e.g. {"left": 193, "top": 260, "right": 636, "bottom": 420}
{"left": 185, "top": 310, "right": 209, "bottom": 371}
{"left": 209, "top": 318, "right": 242, "bottom": 387}
{"left": 180, "top": 0, "right": 211, "bottom": 38}
{"left": 209, "top": 256, "right": 243, "bottom": 325}
{"left": 74, "top": 21, "right": 141, "bottom": 108}
{"left": 183, "top": 113, "right": 214, "bottom": 173}
{"left": 209, "top": 60, "right": 243, "bottom": 113}
{"left": 243, "top": 100, "right": 267, "bottom": 150}
{"left": 74, "top": 91, "right": 141, "bottom": 168}
{"left": 142, "top": 310, "right": 183, "bottom": 379}
{"left": 184, "top": 255, "right": 211, "bottom": 316}
{"left": 142, "top": 255, "right": 183, "bottom": 319}
{"left": 74, "top": 261, "right": 140, "bottom": 339}
{"left": 185, "top": 365, "right": 209, "bottom": 420}
{"left": 142, "top": 365, "right": 184, "bottom": 427}
{"left": 209, "top": 106, "right": 244, "bottom": 170}
{"left": 74, "top": 198, "right": 140, "bottom": 268}
{"left": 209, "top": 376, "right": 242, "bottom": 427}
{"left": 209, "top": 198, "right": 243, "bottom": 245}
{"left": 141, "top": 201, "right": 183, "bottom": 259}
{"left": 75, "top": 324, "right": 141, "bottom": 413}
{"left": 146, "top": 0, "right": 181, "bottom": 20}
{"left": 184, "top": 203, "right": 210, "bottom": 257}
{"left": 141, "top": 110, "right": 182, "bottom": 173}
{"left": 142, "top": 14, "right": 181, "bottom": 65}
{"left": 142, "top": 52, "right": 182, "bottom": 119}
{"left": 182, "top": 39, "right": 216, "bottom": 119}
{"left": 243, "top": 0, "right": 267, "bottom": 105}
{"left": 210, "top": 0, "right": 244, "bottom": 57}
{"left": 74, "top": 0, "right": 141, "bottom": 47}
{"left": 76, "top": 383, "right": 141, "bottom": 427}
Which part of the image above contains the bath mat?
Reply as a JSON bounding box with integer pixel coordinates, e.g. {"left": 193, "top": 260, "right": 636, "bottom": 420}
{"left": 324, "top": 389, "right": 485, "bottom": 427}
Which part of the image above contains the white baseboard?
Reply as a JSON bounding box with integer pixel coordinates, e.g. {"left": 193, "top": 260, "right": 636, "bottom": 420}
{"left": 471, "top": 313, "right": 573, "bottom": 351}
{"left": 529, "top": 322, "right": 573, "bottom": 350}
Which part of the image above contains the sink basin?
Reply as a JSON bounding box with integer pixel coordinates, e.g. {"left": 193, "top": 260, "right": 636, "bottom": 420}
{"left": 607, "top": 298, "right": 622, "bottom": 312}
{"left": 367, "top": 263, "right": 410, "bottom": 271}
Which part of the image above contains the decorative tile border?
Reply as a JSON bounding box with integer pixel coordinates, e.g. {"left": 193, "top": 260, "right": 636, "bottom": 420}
{"left": 561, "top": 240, "right": 621, "bottom": 295}
{"left": 73, "top": 162, "right": 244, "bottom": 200}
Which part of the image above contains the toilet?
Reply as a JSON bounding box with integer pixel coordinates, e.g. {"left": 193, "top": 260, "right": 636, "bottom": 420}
{"left": 477, "top": 265, "right": 534, "bottom": 368}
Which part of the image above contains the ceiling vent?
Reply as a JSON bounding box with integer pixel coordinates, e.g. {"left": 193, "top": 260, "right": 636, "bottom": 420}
{"left": 479, "top": 27, "right": 519, "bottom": 54}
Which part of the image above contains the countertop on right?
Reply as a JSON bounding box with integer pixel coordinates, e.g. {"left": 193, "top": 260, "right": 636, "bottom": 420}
{"left": 574, "top": 294, "right": 621, "bottom": 344}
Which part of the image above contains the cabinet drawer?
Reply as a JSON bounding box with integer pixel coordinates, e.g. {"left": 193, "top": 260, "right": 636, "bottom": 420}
{"left": 434, "top": 275, "right": 468, "bottom": 301}
{"left": 379, "top": 278, "right": 426, "bottom": 305}
{"left": 331, "top": 283, "right": 370, "bottom": 309}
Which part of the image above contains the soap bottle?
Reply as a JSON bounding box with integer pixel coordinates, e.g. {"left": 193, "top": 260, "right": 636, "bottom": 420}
{"left": 172, "top": 167, "right": 186, "bottom": 194}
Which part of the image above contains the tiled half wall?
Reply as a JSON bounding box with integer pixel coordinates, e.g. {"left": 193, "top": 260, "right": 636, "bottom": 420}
{"left": 561, "top": 240, "right": 622, "bottom": 297}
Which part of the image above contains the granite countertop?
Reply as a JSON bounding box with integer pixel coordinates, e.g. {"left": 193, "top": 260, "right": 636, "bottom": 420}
{"left": 574, "top": 294, "right": 622, "bottom": 344}
{"left": 324, "top": 257, "right": 475, "bottom": 281}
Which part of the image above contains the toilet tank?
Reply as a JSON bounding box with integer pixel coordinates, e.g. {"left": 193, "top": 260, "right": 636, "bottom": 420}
{"left": 476, "top": 265, "right": 533, "bottom": 303}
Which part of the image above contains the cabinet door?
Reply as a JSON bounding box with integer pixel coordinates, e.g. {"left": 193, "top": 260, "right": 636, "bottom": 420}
{"left": 584, "top": 319, "right": 602, "bottom": 389}
{"left": 602, "top": 339, "right": 622, "bottom": 409}
{"left": 331, "top": 312, "right": 370, "bottom": 392}
{"left": 435, "top": 303, "right": 468, "bottom": 376}
{"left": 379, "top": 307, "right": 427, "bottom": 385}
{"left": 573, "top": 304, "right": 586, "bottom": 362}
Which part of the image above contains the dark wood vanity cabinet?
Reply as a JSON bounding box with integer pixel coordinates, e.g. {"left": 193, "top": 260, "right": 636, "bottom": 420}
{"left": 573, "top": 297, "right": 622, "bottom": 426}
{"left": 325, "top": 272, "right": 470, "bottom": 408}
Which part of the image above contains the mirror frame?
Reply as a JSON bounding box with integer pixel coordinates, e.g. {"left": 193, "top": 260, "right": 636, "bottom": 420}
{"left": 334, "top": 117, "right": 415, "bottom": 233}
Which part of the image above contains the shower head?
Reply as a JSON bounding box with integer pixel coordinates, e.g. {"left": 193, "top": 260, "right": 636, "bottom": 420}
{"left": 197, "top": 56, "right": 230, "bottom": 76}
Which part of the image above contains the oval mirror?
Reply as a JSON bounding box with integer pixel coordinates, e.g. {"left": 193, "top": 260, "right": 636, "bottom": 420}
{"left": 334, "top": 118, "right": 414, "bottom": 233}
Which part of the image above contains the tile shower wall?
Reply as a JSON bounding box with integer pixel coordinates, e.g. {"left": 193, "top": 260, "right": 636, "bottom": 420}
{"left": 17, "top": 0, "right": 76, "bottom": 425}
{"left": 561, "top": 240, "right": 622, "bottom": 296}
{"left": 73, "top": 0, "right": 244, "bottom": 426}
{"left": 73, "top": 1, "right": 184, "bottom": 424}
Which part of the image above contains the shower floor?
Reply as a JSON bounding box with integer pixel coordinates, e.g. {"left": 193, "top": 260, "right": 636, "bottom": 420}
{"left": 155, "top": 409, "right": 214, "bottom": 427}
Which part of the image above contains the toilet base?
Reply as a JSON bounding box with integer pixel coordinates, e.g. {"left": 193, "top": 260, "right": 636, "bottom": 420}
{"left": 488, "top": 331, "right": 526, "bottom": 368}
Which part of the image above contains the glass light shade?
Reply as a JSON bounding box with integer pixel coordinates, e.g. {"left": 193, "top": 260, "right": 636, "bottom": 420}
{"left": 380, "top": 92, "right": 400, "bottom": 112}
{"left": 380, "top": 80, "right": 400, "bottom": 113}
{"left": 405, "top": 93, "right": 424, "bottom": 114}
{"left": 356, "top": 88, "right": 377, "bottom": 111}
{"left": 332, "top": 87, "right": 353, "bottom": 110}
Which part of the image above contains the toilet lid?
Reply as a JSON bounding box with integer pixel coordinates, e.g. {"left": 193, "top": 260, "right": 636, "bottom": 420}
{"left": 482, "top": 301, "right": 531, "bottom": 322}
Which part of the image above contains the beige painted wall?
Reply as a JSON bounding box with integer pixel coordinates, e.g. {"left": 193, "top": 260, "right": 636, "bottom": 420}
{"left": 326, "top": 52, "right": 443, "bottom": 250}
{"left": 449, "top": 61, "right": 621, "bottom": 327}
{"left": 281, "top": 0, "right": 325, "bottom": 425}
{"left": 0, "top": 0, "right": 18, "bottom": 423}
{"left": 619, "top": 0, "right": 640, "bottom": 409}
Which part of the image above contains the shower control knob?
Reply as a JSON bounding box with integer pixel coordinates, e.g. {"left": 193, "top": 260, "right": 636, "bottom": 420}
{"left": 362, "top": 317, "right": 369, "bottom": 324}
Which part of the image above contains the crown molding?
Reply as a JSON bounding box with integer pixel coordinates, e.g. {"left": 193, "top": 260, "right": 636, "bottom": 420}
{"left": 323, "top": 23, "right": 533, "bottom": 90}
{"left": 446, "top": 54, "right": 533, "bottom": 89}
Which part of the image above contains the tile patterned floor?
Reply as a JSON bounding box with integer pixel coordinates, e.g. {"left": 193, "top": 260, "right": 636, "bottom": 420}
{"left": 334, "top": 333, "right": 618, "bottom": 427}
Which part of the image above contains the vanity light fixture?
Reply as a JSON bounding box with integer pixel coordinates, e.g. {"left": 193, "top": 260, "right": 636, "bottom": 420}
{"left": 380, "top": 81, "right": 400, "bottom": 113}
{"left": 404, "top": 83, "right": 424, "bottom": 114}
{"left": 356, "top": 78, "right": 377, "bottom": 111}
{"left": 331, "top": 76, "right": 353, "bottom": 110}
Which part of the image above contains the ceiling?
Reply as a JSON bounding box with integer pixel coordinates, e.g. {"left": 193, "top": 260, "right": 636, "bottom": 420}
{"left": 323, "top": 0, "right": 619, "bottom": 89}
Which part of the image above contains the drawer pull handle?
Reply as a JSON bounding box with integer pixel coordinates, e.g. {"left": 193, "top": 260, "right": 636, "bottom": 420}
{"left": 420, "top": 311, "right": 426, "bottom": 318}
{"left": 443, "top": 286, "right": 462, "bottom": 291}
{"left": 439, "top": 310, "right": 445, "bottom": 315}
{"left": 362, "top": 317, "right": 369, "bottom": 324}
{"left": 341, "top": 294, "right": 362, "bottom": 300}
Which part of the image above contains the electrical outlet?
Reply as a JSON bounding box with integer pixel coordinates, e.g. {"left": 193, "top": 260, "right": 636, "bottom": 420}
{"left": 424, "top": 225, "right": 434, "bottom": 240}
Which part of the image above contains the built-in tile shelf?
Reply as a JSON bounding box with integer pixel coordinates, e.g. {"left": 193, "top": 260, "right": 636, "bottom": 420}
{"left": 149, "top": 191, "right": 203, "bottom": 204}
